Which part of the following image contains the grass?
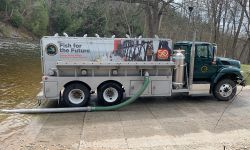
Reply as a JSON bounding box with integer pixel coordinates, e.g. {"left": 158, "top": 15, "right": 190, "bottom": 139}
{"left": 241, "top": 64, "right": 250, "bottom": 85}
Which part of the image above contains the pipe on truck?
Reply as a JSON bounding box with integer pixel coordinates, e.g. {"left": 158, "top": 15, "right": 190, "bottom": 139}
{"left": 189, "top": 31, "right": 196, "bottom": 90}
{"left": 0, "top": 72, "right": 150, "bottom": 114}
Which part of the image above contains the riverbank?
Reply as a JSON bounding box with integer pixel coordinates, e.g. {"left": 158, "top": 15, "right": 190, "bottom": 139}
{"left": 0, "top": 37, "right": 39, "bottom": 50}
{"left": 0, "top": 21, "right": 38, "bottom": 40}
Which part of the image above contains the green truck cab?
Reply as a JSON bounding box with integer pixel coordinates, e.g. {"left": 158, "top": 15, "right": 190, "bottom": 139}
{"left": 174, "top": 41, "right": 245, "bottom": 101}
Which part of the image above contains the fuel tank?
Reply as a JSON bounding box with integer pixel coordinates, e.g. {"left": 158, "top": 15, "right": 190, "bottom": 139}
{"left": 173, "top": 50, "right": 185, "bottom": 89}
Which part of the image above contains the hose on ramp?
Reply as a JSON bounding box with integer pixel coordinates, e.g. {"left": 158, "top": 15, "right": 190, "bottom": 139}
{"left": 0, "top": 72, "right": 150, "bottom": 114}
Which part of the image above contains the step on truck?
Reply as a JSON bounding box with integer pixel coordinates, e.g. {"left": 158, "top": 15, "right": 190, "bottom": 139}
{"left": 37, "top": 35, "right": 245, "bottom": 107}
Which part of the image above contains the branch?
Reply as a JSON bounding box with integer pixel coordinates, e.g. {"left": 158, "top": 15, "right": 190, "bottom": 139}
{"left": 158, "top": 0, "right": 174, "bottom": 15}
{"left": 110, "top": 0, "right": 155, "bottom": 7}
{"left": 235, "top": 0, "right": 249, "bottom": 19}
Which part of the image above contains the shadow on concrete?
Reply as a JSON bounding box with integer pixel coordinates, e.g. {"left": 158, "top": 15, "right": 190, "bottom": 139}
{"left": 36, "top": 90, "right": 250, "bottom": 137}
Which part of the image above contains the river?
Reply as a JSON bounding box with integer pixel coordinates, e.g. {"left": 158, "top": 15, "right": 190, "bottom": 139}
{"left": 0, "top": 39, "right": 41, "bottom": 121}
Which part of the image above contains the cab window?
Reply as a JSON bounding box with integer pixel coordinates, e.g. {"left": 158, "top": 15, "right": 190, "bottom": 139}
{"left": 196, "top": 45, "right": 212, "bottom": 58}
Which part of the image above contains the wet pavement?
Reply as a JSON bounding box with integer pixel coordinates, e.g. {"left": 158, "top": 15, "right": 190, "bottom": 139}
{"left": 1, "top": 88, "right": 250, "bottom": 150}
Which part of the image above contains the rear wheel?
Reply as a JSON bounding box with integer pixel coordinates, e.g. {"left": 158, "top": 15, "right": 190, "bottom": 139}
{"left": 213, "top": 79, "right": 237, "bottom": 101}
{"left": 63, "top": 83, "right": 90, "bottom": 107}
{"left": 97, "top": 82, "right": 123, "bottom": 106}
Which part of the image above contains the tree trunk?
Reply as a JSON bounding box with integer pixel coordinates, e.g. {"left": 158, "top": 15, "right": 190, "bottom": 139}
{"left": 212, "top": 0, "right": 218, "bottom": 43}
{"left": 145, "top": 6, "right": 154, "bottom": 37}
{"left": 232, "top": 0, "right": 246, "bottom": 59}
{"left": 5, "top": 3, "right": 8, "bottom": 18}
{"left": 224, "top": 19, "right": 233, "bottom": 57}
{"left": 221, "top": 0, "right": 229, "bottom": 53}
{"left": 239, "top": 38, "right": 250, "bottom": 61}
{"left": 216, "top": 1, "right": 223, "bottom": 43}
{"left": 144, "top": 5, "right": 160, "bottom": 38}
{"left": 122, "top": 5, "right": 132, "bottom": 36}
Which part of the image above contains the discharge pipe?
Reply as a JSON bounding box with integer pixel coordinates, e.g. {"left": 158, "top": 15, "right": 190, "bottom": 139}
{"left": 0, "top": 72, "right": 150, "bottom": 114}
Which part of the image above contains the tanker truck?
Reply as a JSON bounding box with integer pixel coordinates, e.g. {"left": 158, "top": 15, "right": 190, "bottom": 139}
{"left": 37, "top": 35, "right": 245, "bottom": 107}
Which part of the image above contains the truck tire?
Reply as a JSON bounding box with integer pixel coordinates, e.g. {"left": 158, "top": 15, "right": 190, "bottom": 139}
{"left": 213, "top": 79, "right": 237, "bottom": 101}
{"left": 98, "top": 83, "right": 123, "bottom": 106}
{"left": 63, "top": 83, "right": 90, "bottom": 107}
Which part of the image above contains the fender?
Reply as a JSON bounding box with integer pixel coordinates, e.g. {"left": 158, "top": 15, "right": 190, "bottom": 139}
{"left": 211, "top": 67, "right": 243, "bottom": 87}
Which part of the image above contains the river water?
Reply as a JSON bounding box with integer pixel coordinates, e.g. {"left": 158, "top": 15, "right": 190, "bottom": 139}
{"left": 0, "top": 39, "right": 41, "bottom": 121}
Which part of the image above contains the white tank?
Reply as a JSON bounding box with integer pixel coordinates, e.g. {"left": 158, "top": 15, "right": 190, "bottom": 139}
{"left": 173, "top": 50, "right": 185, "bottom": 89}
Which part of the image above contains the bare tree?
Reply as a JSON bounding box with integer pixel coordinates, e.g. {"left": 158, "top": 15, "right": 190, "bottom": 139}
{"left": 111, "top": 0, "right": 175, "bottom": 37}
{"left": 231, "top": 0, "right": 246, "bottom": 59}
{"left": 236, "top": 0, "right": 250, "bottom": 62}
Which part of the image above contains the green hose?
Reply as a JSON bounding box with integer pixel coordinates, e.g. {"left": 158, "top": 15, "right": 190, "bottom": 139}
{"left": 92, "top": 74, "right": 150, "bottom": 111}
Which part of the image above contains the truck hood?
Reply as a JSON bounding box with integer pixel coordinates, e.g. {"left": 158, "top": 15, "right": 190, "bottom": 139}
{"left": 217, "top": 57, "right": 241, "bottom": 69}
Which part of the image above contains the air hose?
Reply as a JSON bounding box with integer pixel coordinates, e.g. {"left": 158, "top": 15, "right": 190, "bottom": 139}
{"left": 0, "top": 72, "right": 150, "bottom": 114}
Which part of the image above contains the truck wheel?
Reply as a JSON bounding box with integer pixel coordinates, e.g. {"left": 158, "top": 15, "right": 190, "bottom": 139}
{"left": 63, "top": 83, "right": 90, "bottom": 107}
{"left": 213, "top": 79, "right": 237, "bottom": 101}
{"left": 98, "top": 83, "right": 123, "bottom": 106}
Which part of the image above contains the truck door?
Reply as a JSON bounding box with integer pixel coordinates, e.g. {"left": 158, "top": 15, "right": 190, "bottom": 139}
{"left": 193, "top": 44, "right": 217, "bottom": 81}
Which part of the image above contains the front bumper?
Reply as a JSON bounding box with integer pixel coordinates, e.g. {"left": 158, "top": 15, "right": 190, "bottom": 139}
{"left": 239, "top": 80, "right": 246, "bottom": 86}
{"left": 237, "top": 78, "right": 246, "bottom": 86}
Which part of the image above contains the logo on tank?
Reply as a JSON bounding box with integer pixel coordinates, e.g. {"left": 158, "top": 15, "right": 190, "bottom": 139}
{"left": 46, "top": 44, "right": 58, "bottom": 56}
